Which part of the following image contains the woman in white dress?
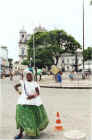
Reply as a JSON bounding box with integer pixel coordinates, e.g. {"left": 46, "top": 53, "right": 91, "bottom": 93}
{"left": 14, "top": 71, "right": 49, "bottom": 139}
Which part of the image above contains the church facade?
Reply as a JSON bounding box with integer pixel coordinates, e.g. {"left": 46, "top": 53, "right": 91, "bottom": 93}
{"left": 18, "top": 28, "right": 31, "bottom": 64}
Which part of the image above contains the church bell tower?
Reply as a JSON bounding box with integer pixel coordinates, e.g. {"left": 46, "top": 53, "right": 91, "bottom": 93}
{"left": 19, "top": 27, "right": 28, "bottom": 64}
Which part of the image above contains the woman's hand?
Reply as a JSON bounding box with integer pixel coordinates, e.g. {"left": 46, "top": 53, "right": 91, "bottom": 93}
{"left": 27, "top": 93, "right": 38, "bottom": 100}
{"left": 14, "top": 84, "right": 21, "bottom": 94}
{"left": 18, "top": 90, "right": 22, "bottom": 95}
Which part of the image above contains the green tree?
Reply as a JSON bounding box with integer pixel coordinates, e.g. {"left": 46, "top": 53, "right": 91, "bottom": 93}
{"left": 21, "top": 59, "right": 30, "bottom": 65}
{"left": 35, "top": 48, "right": 54, "bottom": 68}
{"left": 27, "top": 29, "right": 81, "bottom": 67}
{"left": 84, "top": 47, "right": 92, "bottom": 61}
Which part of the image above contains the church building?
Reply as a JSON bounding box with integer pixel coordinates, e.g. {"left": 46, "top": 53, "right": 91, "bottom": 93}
{"left": 18, "top": 27, "right": 31, "bottom": 64}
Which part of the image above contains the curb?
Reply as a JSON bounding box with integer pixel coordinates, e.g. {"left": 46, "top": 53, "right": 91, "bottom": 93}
{"left": 40, "top": 85, "right": 92, "bottom": 89}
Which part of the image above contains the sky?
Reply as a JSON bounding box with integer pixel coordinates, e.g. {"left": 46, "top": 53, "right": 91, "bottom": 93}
{"left": 0, "top": 0, "right": 92, "bottom": 61}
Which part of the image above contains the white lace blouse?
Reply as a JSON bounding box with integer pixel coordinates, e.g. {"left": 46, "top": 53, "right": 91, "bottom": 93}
{"left": 17, "top": 80, "right": 42, "bottom": 106}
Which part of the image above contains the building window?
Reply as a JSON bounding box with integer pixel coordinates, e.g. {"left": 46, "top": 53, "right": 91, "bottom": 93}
{"left": 67, "top": 58, "right": 69, "bottom": 63}
{"left": 22, "top": 34, "right": 24, "bottom": 38}
{"left": 67, "top": 66, "right": 69, "bottom": 70}
{"left": 62, "top": 59, "right": 64, "bottom": 63}
{"left": 21, "top": 48, "right": 25, "bottom": 56}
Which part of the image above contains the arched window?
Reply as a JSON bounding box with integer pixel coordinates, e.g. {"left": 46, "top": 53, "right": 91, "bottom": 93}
{"left": 67, "top": 66, "right": 69, "bottom": 70}
{"left": 21, "top": 48, "right": 25, "bottom": 56}
{"left": 22, "top": 34, "right": 24, "bottom": 38}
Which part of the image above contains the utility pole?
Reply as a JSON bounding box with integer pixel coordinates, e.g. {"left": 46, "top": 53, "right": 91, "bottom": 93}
{"left": 83, "top": 0, "right": 85, "bottom": 69}
{"left": 33, "top": 32, "right": 35, "bottom": 72}
{"left": 33, "top": 30, "right": 37, "bottom": 81}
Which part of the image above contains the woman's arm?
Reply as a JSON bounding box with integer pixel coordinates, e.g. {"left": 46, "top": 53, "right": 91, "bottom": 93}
{"left": 35, "top": 87, "right": 40, "bottom": 95}
{"left": 14, "top": 84, "right": 21, "bottom": 93}
{"left": 27, "top": 87, "right": 40, "bottom": 100}
{"left": 27, "top": 95, "right": 36, "bottom": 99}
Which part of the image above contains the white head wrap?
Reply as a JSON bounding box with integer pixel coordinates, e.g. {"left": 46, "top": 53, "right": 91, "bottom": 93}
{"left": 23, "top": 69, "right": 33, "bottom": 80}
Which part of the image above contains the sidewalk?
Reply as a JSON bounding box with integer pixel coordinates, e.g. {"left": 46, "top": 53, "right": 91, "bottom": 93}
{"left": 38, "top": 75, "right": 92, "bottom": 89}
{"left": 3, "top": 74, "right": 92, "bottom": 89}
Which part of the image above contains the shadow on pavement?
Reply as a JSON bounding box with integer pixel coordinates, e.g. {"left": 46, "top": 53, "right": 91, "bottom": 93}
{"left": 21, "top": 132, "right": 51, "bottom": 139}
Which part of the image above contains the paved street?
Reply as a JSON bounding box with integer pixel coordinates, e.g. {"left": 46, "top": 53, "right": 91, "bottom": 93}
{"left": 39, "top": 73, "right": 92, "bottom": 88}
{"left": 0, "top": 78, "right": 92, "bottom": 139}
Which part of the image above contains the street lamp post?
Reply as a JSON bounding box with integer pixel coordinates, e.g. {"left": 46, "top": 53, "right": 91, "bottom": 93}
{"left": 32, "top": 31, "right": 35, "bottom": 81}
{"left": 33, "top": 30, "right": 37, "bottom": 81}
{"left": 30, "top": 57, "right": 32, "bottom": 66}
{"left": 75, "top": 48, "right": 82, "bottom": 72}
{"left": 75, "top": 52, "right": 78, "bottom": 72}
{"left": 33, "top": 32, "right": 35, "bottom": 71}
{"left": 83, "top": 0, "right": 85, "bottom": 69}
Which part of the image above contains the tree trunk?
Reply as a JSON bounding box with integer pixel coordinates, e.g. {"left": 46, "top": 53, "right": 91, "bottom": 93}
{"left": 55, "top": 56, "right": 59, "bottom": 65}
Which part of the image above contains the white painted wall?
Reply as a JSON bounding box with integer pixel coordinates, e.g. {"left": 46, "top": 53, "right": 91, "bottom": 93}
{"left": 57, "top": 53, "right": 83, "bottom": 71}
{"left": 0, "top": 46, "right": 8, "bottom": 60}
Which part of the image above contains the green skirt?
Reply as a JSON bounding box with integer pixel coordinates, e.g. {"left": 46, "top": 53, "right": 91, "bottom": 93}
{"left": 16, "top": 104, "right": 49, "bottom": 136}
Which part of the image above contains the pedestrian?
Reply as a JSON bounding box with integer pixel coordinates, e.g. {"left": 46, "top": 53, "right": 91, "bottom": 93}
{"left": 56, "top": 71, "right": 62, "bottom": 83}
{"left": 21, "top": 70, "right": 24, "bottom": 80}
{"left": 14, "top": 71, "right": 49, "bottom": 139}
{"left": 82, "top": 71, "right": 85, "bottom": 79}
{"left": 37, "top": 69, "right": 42, "bottom": 81}
{"left": 69, "top": 71, "right": 74, "bottom": 80}
{"left": 10, "top": 70, "right": 13, "bottom": 80}
{"left": 28, "top": 64, "right": 33, "bottom": 73}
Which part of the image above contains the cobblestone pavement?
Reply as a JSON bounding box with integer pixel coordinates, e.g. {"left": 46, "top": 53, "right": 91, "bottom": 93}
{"left": 0, "top": 78, "right": 92, "bottom": 139}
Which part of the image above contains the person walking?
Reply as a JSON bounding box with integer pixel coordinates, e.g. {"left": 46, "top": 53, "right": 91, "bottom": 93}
{"left": 69, "top": 71, "right": 74, "bottom": 80}
{"left": 56, "top": 71, "right": 62, "bottom": 85}
{"left": 10, "top": 70, "right": 13, "bottom": 80}
{"left": 14, "top": 71, "right": 49, "bottom": 139}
